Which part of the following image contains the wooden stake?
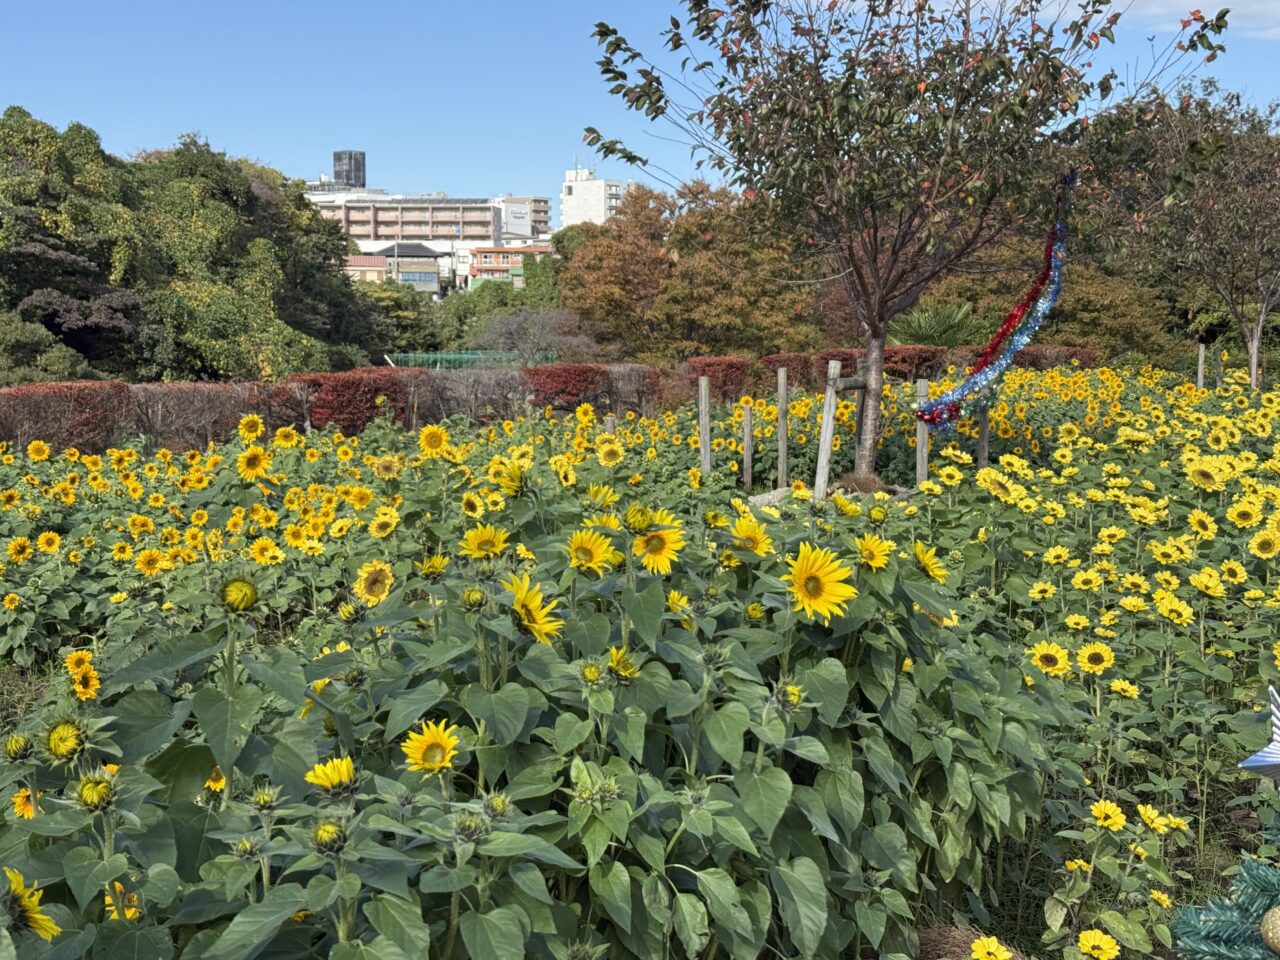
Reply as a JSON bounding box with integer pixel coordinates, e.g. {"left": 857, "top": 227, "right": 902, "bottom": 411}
{"left": 813, "top": 360, "right": 842, "bottom": 501}
{"left": 698, "top": 376, "right": 712, "bottom": 476}
{"left": 915, "top": 378, "right": 929, "bottom": 486}
{"left": 977, "top": 406, "right": 990, "bottom": 469}
{"left": 604, "top": 413, "right": 616, "bottom": 433}
{"left": 742, "top": 403, "right": 753, "bottom": 491}
{"left": 1196, "top": 342, "right": 1205, "bottom": 390}
{"left": 776, "top": 367, "right": 788, "bottom": 489}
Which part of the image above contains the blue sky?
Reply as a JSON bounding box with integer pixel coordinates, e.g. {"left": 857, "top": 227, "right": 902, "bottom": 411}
{"left": 3, "top": 0, "right": 1278, "bottom": 212}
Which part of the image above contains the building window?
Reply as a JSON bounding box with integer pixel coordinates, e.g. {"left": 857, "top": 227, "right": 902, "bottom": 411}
{"left": 565, "top": 186, "right": 573, "bottom": 196}
{"left": 399, "top": 272, "right": 438, "bottom": 283}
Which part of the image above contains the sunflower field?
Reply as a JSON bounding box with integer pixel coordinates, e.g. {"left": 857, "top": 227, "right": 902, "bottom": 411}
{"left": 0, "top": 362, "right": 1277, "bottom": 960}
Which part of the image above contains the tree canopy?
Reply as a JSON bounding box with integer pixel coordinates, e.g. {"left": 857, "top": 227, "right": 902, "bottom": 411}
{"left": 0, "top": 107, "right": 385, "bottom": 383}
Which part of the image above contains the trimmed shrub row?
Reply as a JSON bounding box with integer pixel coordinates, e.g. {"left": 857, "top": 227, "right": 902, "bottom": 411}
{"left": 0, "top": 346, "right": 1096, "bottom": 451}
{"left": 0, "top": 364, "right": 662, "bottom": 452}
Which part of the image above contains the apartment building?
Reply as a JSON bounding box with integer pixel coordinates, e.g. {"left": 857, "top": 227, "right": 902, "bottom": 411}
{"left": 559, "top": 167, "right": 629, "bottom": 227}
{"left": 469, "top": 246, "right": 551, "bottom": 287}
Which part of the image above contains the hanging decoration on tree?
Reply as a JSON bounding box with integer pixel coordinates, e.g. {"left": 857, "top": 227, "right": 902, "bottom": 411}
{"left": 916, "top": 171, "right": 1076, "bottom": 430}
{"left": 1173, "top": 686, "right": 1280, "bottom": 958}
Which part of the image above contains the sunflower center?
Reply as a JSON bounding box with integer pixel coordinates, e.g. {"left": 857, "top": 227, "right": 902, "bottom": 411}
{"left": 1041, "top": 654, "right": 1059, "bottom": 668}
{"left": 645, "top": 535, "right": 665, "bottom": 554}
{"left": 803, "top": 575, "right": 822, "bottom": 597}
{"left": 1088, "top": 653, "right": 1104, "bottom": 665}
{"left": 424, "top": 744, "right": 446, "bottom": 764}
{"left": 478, "top": 538, "right": 494, "bottom": 552}
{"left": 575, "top": 546, "right": 595, "bottom": 562}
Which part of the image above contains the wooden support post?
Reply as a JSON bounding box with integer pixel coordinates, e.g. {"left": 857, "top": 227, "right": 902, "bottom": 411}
{"left": 915, "top": 379, "right": 929, "bottom": 486}
{"left": 776, "top": 367, "right": 788, "bottom": 489}
{"left": 741, "top": 404, "right": 753, "bottom": 491}
{"left": 1196, "top": 343, "right": 1205, "bottom": 390}
{"left": 813, "top": 360, "right": 842, "bottom": 501}
{"left": 977, "top": 406, "right": 990, "bottom": 469}
{"left": 604, "top": 413, "right": 616, "bottom": 434}
{"left": 698, "top": 376, "right": 712, "bottom": 476}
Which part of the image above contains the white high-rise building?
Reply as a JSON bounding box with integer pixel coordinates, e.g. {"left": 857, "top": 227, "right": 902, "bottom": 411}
{"left": 559, "top": 167, "right": 628, "bottom": 227}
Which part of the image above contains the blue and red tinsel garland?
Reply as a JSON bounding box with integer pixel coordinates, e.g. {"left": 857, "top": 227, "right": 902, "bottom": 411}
{"left": 916, "top": 172, "right": 1076, "bottom": 430}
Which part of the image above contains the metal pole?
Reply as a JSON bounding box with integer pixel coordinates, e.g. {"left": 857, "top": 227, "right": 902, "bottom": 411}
{"left": 742, "top": 403, "right": 753, "bottom": 491}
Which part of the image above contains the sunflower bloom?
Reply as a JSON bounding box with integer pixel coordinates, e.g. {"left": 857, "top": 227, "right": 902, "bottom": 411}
{"left": 854, "top": 532, "right": 894, "bottom": 571}
{"left": 459, "top": 524, "right": 510, "bottom": 560}
{"left": 970, "top": 937, "right": 1012, "bottom": 960}
{"left": 1029, "top": 641, "right": 1071, "bottom": 678}
{"left": 730, "top": 515, "right": 774, "bottom": 557}
{"left": 913, "top": 541, "right": 948, "bottom": 584}
{"left": 403, "top": 719, "right": 461, "bottom": 774}
{"left": 502, "top": 571, "right": 564, "bottom": 644}
{"left": 305, "top": 756, "right": 357, "bottom": 795}
{"left": 1077, "top": 929, "right": 1119, "bottom": 960}
{"left": 1090, "top": 799, "right": 1126, "bottom": 832}
{"left": 784, "top": 542, "right": 857, "bottom": 624}
{"left": 632, "top": 519, "right": 686, "bottom": 576}
{"left": 1076, "top": 642, "right": 1115, "bottom": 676}
{"left": 352, "top": 560, "right": 395, "bottom": 607}
{"left": 567, "top": 529, "right": 612, "bottom": 576}
{"left": 4, "top": 868, "right": 60, "bottom": 941}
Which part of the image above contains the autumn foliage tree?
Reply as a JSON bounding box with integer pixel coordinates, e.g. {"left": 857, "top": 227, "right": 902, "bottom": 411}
{"left": 560, "top": 182, "right": 819, "bottom": 363}
{"left": 587, "top": 0, "right": 1228, "bottom": 477}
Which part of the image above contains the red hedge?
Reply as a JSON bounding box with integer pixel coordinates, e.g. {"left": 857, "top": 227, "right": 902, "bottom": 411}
{"left": 759, "top": 353, "right": 816, "bottom": 389}
{"left": 286, "top": 367, "right": 412, "bottom": 434}
{"left": 812, "top": 349, "right": 865, "bottom": 378}
{"left": 0, "top": 380, "right": 133, "bottom": 451}
{"left": 685, "top": 356, "right": 756, "bottom": 400}
{"left": 522, "top": 364, "right": 610, "bottom": 409}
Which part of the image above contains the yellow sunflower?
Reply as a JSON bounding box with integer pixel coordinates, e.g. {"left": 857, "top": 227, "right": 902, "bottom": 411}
{"left": 4, "top": 868, "right": 60, "bottom": 941}
{"left": 71, "top": 665, "right": 101, "bottom": 701}
{"left": 913, "top": 541, "right": 948, "bottom": 584}
{"left": 502, "top": 570, "right": 564, "bottom": 644}
{"left": 134, "top": 548, "right": 171, "bottom": 577}
{"left": 854, "top": 532, "right": 894, "bottom": 571}
{"left": 353, "top": 560, "right": 395, "bottom": 607}
{"left": 1090, "top": 799, "right": 1126, "bottom": 831}
{"left": 305, "top": 756, "right": 356, "bottom": 794}
{"left": 1076, "top": 642, "right": 1115, "bottom": 676}
{"left": 105, "top": 880, "right": 142, "bottom": 921}
{"left": 248, "top": 537, "right": 285, "bottom": 566}
{"left": 632, "top": 520, "right": 686, "bottom": 576}
{"left": 236, "top": 445, "right": 272, "bottom": 483}
{"left": 459, "top": 524, "right": 510, "bottom": 560}
{"left": 783, "top": 542, "right": 857, "bottom": 624}
{"left": 402, "top": 719, "right": 461, "bottom": 774}
{"left": 10, "top": 787, "right": 39, "bottom": 820}
{"left": 1028, "top": 641, "right": 1071, "bottom": 678}
{"left": 35, "top": 531, "right": 60, "bottom": 554}
{"left": 567, "top": 529, "right": 612, "bottom": 577}
{"left": 607, "top": 646, "right": 640, "bottom": 681}
{"left": 730, "top": 515, "right": 774, "bottom": 557}
{"left": 418, "top": 425, "right": 450, "bottom": 458}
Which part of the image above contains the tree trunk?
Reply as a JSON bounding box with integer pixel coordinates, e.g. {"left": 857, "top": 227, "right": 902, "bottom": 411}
{"left": 1244, "top": 311, "right": 1263, "bottom": 390}
{"left": 853, "top": 327, "right": 886, "bottom": 478}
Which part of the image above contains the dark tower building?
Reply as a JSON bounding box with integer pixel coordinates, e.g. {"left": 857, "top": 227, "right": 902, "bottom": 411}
{"left": 333, "top": 150, "right": 366, "bottom": 189}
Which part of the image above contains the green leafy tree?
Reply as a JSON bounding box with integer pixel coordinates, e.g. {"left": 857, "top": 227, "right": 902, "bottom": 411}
{"left": 1091, "top": 84, "right": 1280, "bottom": 387}
{"left": 358, "top": 279, "right": 440, "bottom": 353}
{"left": 586, "top": 1, "right": 1228, "bottom": 478}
